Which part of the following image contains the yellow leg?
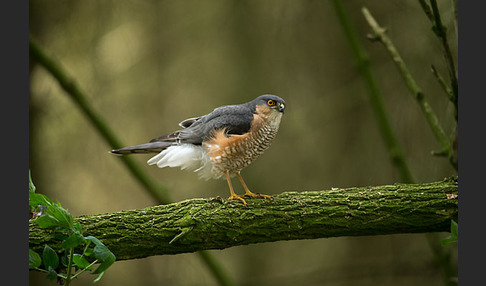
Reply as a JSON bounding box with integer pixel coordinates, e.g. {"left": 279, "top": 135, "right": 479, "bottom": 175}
{"left": 225, "top": 171, "right": 247, "bottom": 205}
{"left": 236, "top": 172, "right": 273, "bottom": 201}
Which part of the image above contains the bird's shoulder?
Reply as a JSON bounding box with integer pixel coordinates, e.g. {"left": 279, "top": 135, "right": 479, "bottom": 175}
{"left": 200, "top": 104, "right": 255, "bottom": 134}
{"left": 150, "top": 102, "right": 257, "bottom": 144}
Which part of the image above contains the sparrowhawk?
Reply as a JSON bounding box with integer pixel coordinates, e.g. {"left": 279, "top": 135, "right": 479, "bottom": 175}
{"left": 111, "top": 94, "right": 286, "bottom": 205}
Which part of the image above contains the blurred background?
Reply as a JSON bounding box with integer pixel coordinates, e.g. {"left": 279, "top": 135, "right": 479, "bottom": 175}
{"left": 29, "top": 0, "right": 457, "bottom": 285}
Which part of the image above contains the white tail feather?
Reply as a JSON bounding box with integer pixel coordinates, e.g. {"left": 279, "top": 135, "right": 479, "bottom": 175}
{"left": 147, "top": 145, "right": 204, "bottom": 171}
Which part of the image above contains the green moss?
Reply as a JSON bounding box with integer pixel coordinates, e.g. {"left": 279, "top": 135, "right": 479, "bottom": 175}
{"left": 30, "top": 178, "right": 458, "bottom": 261}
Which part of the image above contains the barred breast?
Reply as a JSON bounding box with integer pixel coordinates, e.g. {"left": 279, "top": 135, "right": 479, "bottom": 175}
{"left": 198, "top": 110, "right": 283, "bottom": 179}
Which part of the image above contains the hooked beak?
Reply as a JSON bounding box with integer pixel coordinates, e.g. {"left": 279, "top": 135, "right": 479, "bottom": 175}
{"left": 277, "top": 102, "right": 285, "bottom": 113}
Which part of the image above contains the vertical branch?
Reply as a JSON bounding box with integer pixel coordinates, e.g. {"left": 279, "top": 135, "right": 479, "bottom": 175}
{"left": 429, "top": 0, "right": 458, "bottom": 104}
{"left": 361, "top": 8, "right": 457, "bottom": 171}
{"left": 417, "top": 0, "right": 434, "bottom": 21}
{"left": 330, "top": 0, "right": 415, "bottom": 183}
{"left": 29, "top": 35, "right": 234, "bottom": 286}
{"left": 418, "top": 0, "right": 458, "bottom": 115}
{"left": 431, "top": 65, "right": 454, "bottom": 102}
{"left": 360, "top": 7, "right": 458, "bottom": 285}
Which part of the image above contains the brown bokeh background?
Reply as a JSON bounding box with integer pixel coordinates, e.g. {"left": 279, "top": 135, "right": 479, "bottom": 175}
{"left": 29, "top": 1, "right": 457, "bottom": 285}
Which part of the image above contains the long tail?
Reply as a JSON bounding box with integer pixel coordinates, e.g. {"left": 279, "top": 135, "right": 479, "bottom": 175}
{"left": 110, "top": 142, "right": 174, "bottom": 155}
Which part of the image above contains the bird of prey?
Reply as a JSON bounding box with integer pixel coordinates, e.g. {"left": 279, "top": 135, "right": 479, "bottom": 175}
{"left": 111, "top": 94, "right": 286, "bottom": 205}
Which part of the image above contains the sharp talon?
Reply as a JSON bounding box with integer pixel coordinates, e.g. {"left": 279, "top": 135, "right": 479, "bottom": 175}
{"left": 228, "top": 195, "right": 247, "bottom": 205}
{"left": 244, "top": 192, "right": 273, "bottom": 201}
{"left": 258, "top": 193, "right": 273, "bottom": 200}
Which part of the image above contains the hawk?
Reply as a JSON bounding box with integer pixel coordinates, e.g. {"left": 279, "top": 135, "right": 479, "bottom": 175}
{"left": 111, "top": 95, "right": 286, "bottom": 205}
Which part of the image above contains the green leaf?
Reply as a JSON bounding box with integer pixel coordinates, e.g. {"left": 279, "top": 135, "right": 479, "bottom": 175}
{"left": 93, "top": 244, "right": 113, "bottom": 261}
{"left": 83, "top": 247, "right": 94, "bottom": 257}
{"left": 451, "top": 220, "right": 458, "bottom": 237}
{"left": 53, "top": 233, "right": 69, "bottom": 241}
{"left": 42, "top": 245, "right": 59, "bottom": 269}
{"left": 441, "top": 220, "right": 458, "bottom": 246}
{"left": 73, "top": 254, "right": 92, "bottom": 270}
{"left": 88, "top": 240, "right": 116, "bottom": 274}
{"left": 29, "top": 170, "right": 36, "bottom": 194}
{"left": 60, "top": 253, "right": 69, "bottom": 267}
{"left": 441, "top": 236, "right": 457, "bottom": 246}
{"left": 34, "top": 204, "right": 73, "bottom": 230}
{"left": 34, "top": 213, "right": 62, "bottom": 228}
{"left": 84, "top": 237, "right": 114, "bottom": 270}
{"left": 61, "top": 230, "right": 85, "bottom": 249}
{"left": 29, "top": 249, "right": 42, "bottom": 269}
{"left": 82, "top": 239, "right": 93, "bottom": 257}
{"left": 93, "top": 271, "right": 105, "bottom": 283}
{"left": 46, "top": 204, "right": 73, "bottom": 229}
{"left": 93, "top": 252, "right": 115, "bottom": 274}
{"left": 29, "top": 193, "right": 53, "bottom": 210}
{"left": 46, "top": 266, "right": 58, "bottom": 281}
{"left": 84, "top": 236, "right": 103, "bottom": 247}
{"left": 73, "top": 222, "right": 82, "bottom": 233}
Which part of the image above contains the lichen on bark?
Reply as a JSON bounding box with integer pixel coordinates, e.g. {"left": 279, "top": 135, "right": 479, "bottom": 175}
{"left": 29, "top": 177, "right": 458, "bottom": 261}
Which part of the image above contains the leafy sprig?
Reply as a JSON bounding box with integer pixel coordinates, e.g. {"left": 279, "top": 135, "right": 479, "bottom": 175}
{"left": 441, "top": 219, "right": 458, "bottom": 246}
{"left": 28, "top": 171, "right": 115, "bottom": 285}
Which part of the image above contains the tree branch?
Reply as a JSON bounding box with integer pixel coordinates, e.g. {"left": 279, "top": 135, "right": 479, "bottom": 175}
{"left": 330, "top": 0, "right": 415, "bottom": 183}
{"left": 29, "top": 178, "right": 458, "bottom": 261}
{"left": 362, "top": 7, "right": 457, "bottom": 171}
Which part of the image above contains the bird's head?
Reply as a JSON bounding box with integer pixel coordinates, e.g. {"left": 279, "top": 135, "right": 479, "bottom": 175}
{"left": 253, "top": 94, "right": 286, "bottom": 114}
{"left": 250, "top": 94, "right": 286, "bottom": 129}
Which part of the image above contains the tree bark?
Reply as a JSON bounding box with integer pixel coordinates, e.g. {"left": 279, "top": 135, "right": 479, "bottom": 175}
{"left": 29, "top": 177, "right": 458, "bottom": 261}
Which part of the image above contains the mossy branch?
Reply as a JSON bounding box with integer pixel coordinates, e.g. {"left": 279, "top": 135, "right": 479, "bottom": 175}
{"left": 29, "top": 178, "right": 458, "bottom": 261}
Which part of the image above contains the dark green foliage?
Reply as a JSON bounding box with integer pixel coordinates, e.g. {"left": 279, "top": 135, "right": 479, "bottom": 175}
{"left": 42, "top": 245, "right": 59, "bottom": 269}
{"left": 85, "top": 236, "right": 116, "bottom": 274}
{"left": 28, "top": 171, "right": 116, "bottom": 285}
{"left": 72, "top": 254, "right": 91, "bottom": 270}
{"left": 29, "top": 249, "right": 42, "bottom": 269}
{"left": 60, "top": 231, "right": 84, "bottom": 249}
{"left": 441, "top": 220, "right": 458, "bottom": 246}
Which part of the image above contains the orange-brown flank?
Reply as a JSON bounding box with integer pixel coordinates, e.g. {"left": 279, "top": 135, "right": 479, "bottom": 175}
{"left": 203, "top": 105, "right": 281, "bottom": 177}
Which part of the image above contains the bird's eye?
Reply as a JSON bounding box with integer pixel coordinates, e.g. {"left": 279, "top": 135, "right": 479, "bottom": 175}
{"left": 267, "top": 100, "right": 275, "bottom": 106}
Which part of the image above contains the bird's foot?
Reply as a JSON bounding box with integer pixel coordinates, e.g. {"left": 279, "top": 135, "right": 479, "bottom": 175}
{"left": 243, "top": 190, "right": 273, "bottom": 201}
{"left": 228, "top": 194, "right": 248, "bottom": 206}
{"left": 228, "top": 191, "right": 272, "bottom": 206}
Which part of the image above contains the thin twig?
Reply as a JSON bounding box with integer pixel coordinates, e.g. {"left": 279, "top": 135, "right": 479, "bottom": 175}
{"left": 70, "top": 259, "right": 99, "bottom": 280}
{"left": 417, "top": 0, "right": 434, "bottom": 21}
{"left": 63, "top": 247, "right": 75, "bottom": 286}
{"left": 362, "top": 7, "right": 457, "bottom": 171}
{"left": 451, "top": 0, "right": 458, "bottom": 39}
{"left": 29, "top": 35, "right": 234, "bottom": 286}
{"left": 330, "top": 0, "right": 415, "bottom": 183}
{"left": 418, "top": 0, "right": 458, "bottom": 115}
{"left": 429, "top": 0, "right": 458, "bottom": 104}
{"left": 431, "top": 65, "right": 454, "bottom": 103}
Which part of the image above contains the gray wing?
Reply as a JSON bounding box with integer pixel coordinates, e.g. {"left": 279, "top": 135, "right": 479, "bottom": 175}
{"left": 152, "top": 104, "right": 254, "bottom": 145}
{"left": 177, "top": 105, "right": 253, "bottom": 144}
{"left": 178, "top": 117, "right": 201, "bottom": 128}
{"left": 111, "top": 104, "right": 254, "bottom": 155}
